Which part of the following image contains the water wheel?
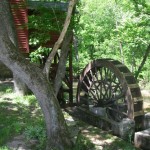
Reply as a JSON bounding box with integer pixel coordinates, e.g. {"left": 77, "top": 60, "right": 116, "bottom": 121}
{"left": 77, "top": 59, "right": 144, "bottom": 125}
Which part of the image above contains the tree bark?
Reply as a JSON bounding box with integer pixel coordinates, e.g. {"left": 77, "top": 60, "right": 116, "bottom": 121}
{"left": 13, "top": 73, "right": 31, "bottom": 96}
{"left": 54, "top": 31, "right": 73, "bottom": 95}
{"left": 43, "top": 0, "right": 77, "bottom": 79}
{"left": 135, "top": 44, "right": 150, "bottom": 79}
{"left": 0, "top": 1, "right": 73, "bottom": 149}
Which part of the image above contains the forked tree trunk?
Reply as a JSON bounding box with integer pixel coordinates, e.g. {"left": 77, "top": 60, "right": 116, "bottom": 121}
{"left": 0, "top": 1, "right": 73, "bottom": 149}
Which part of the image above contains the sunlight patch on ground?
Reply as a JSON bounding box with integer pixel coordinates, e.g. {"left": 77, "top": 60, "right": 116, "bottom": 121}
{"left": 142, "top": 90, "right": 150, "bottom": 98}
{"left": 81, "top": 128, "right": 117, "bottom": 146}
{"left": 144, "top": 102, "right": 150, "bottom": 109}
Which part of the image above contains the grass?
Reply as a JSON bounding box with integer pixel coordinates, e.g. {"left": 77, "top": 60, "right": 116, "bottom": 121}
{"left": 73, "top": 134, "right": 95, "bottom": 150}
{"left": 0, "top": 81, "right": 149, "bottom": 150}
{"left": 0, "top": 146, "right": 10, "bottom": 150}
{"left": 0, "top": 82, "right": 45, "bottom": 149}
{"left": 0, "top": 82, "right": 95, "bottom": 150}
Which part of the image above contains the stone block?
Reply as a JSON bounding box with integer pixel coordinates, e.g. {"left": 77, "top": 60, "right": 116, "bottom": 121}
{"left": 134, "top": 128, "right": 150, "bottom": 150}
{"left": 112, "top": 118, "right": 135, "bottom": 141}
{"left": 89, "top": 107, "right": 107, "bottom": 117}
{"left": 144, "top": 113, "right": 150, "bottom": 129}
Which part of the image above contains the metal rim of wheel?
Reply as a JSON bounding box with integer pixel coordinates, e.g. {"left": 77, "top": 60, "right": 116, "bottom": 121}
{"left": 76, "top": 59, "right": 144, "bottom": 123}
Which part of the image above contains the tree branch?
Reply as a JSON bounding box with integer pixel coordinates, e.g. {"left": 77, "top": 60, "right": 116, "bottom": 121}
{"left": 54, "top": 31, "right": 73, "bottom": 95}
{"left": 43, "top": 0, "right": 77, "bottom": 79}
{"left": 135, "top": 44, "right": 150, "bottom": 79}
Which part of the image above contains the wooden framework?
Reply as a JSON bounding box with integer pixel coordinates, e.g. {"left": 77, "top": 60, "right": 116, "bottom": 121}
{"left": 77, "top": 59, "right": 144, "bottom": 127}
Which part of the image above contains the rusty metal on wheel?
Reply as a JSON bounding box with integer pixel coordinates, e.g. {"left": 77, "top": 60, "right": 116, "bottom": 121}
{"left": 76, "top": 59, "right": 144, "bottom": 124}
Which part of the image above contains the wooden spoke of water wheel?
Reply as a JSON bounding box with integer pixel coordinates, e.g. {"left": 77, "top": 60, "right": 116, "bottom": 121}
{"left": 77, "top": 59, "right": 144, "bottom": 124}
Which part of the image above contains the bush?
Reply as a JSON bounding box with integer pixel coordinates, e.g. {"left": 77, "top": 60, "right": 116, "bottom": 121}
{"left": 24, "top": 124, "right": 46, "bottom": 149}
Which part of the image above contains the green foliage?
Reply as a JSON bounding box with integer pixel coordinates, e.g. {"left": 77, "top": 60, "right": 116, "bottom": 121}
{"left": 30, "top": 47, "right": 51, "bottom": 64}
{"left": 24, "top": 124, "right": 46, "bottom": 149}
{"left": 74, "top": 0, "right": 150, "bottom": 82}
{"left": 0, "top": 146, "right": 9, "bottom": 150}
{"left": 28, "top": 7, "right": 65, "bottom": 46}
{"left": 0, "top": 84, "right": 13, "bottom": 95}
{"left": 28, "top": 5, "right": 66, "bottom": 64}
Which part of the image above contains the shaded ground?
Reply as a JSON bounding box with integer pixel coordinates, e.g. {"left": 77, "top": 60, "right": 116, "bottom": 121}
{"left": 6, "top": 135, "right": 31, "bottom": 150}
{"left": 5, "top": 113, "right": 140, "bottom": 150}
{"left": 0, "top": 80, "right": 44, "bottom": 149}
{"left": 0, "top": 80, "right": 149, "bottom": 150}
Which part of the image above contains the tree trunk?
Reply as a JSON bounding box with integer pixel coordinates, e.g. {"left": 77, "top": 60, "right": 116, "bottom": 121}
{"left": 13, "top": 73, "right": 31, "bottom": 96}
{"left": 0, "top": 1, "right": 73, "bottom": 149}
{"left": 43, "top": 0, "right": 77, "bottom": 79}
{"left": 54, "top": 31, "right": 73, "bottom": 95}
{"left": 135, "top": 45, "right": 150, "bottom": 79}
